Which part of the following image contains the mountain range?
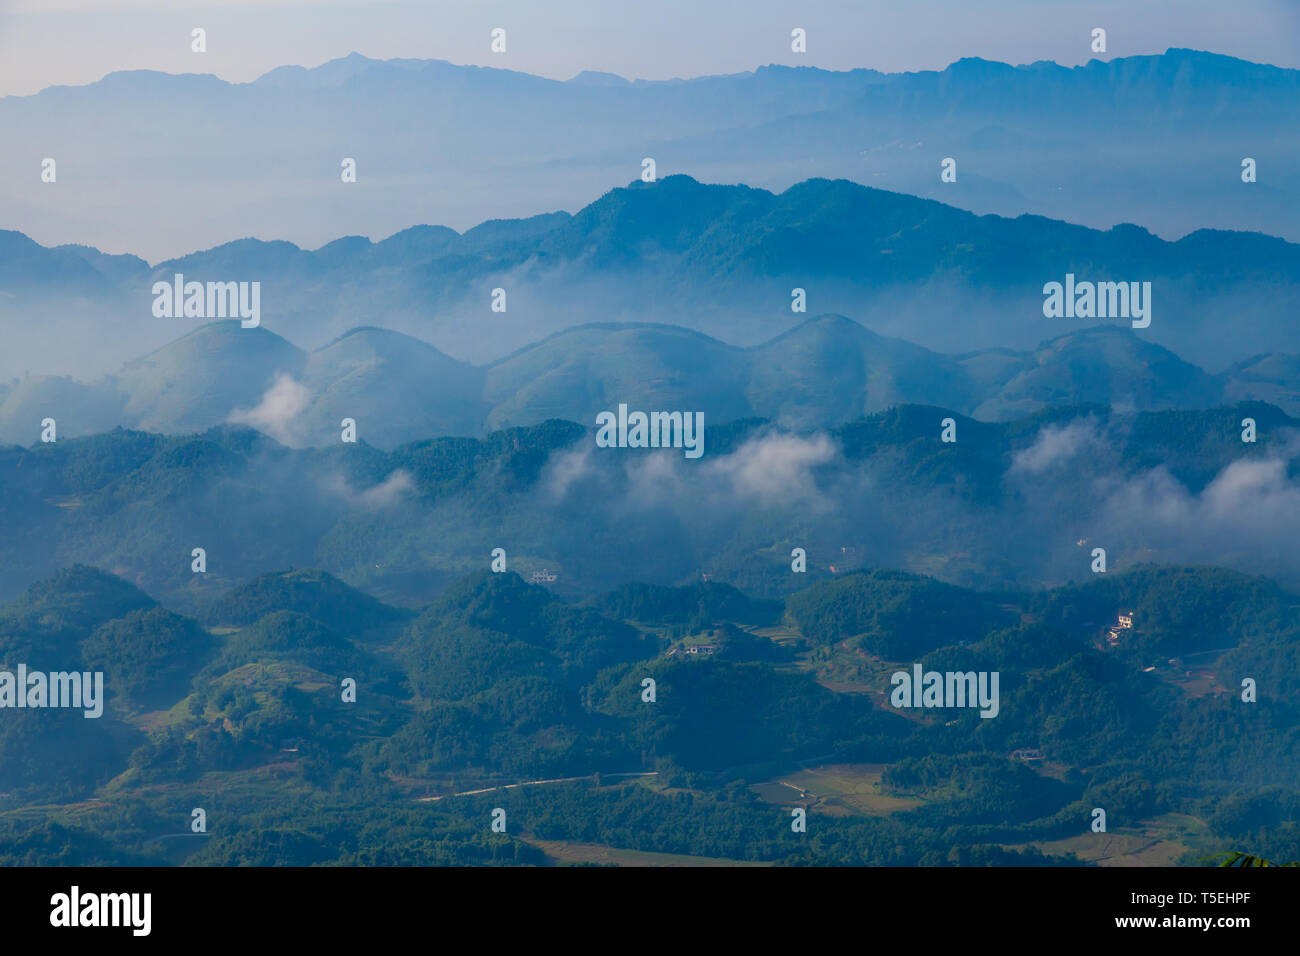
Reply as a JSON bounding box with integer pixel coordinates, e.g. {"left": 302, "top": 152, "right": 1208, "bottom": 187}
{"left": 2, "top": 314, "right": 1296, "bottom": 448}
{"left": 3, "top": 398, "right": 1297, "bottom": 610}
{"left": 3, "top": 173, "right": 1299, "bottom": 386}
{"left": 4, "top": 48, "right": 1297, "bottom": 263}
{"left": 4, "top": 558, "right": 1296, "bottom": 867}
{"left": 8, "top": 28, "right": 1300, "bottom": 876}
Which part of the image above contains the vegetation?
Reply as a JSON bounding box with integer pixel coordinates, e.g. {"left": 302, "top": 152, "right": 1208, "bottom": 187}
{"left": 0, "top": 555, "right": 1295, "bottom": 866}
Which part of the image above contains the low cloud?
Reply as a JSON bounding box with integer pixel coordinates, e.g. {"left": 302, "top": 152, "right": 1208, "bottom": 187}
{"left": 1010, "top": 418, "right": 1103, "bottom": 475}
{"left": 318, "top": 468, "right": 415, "bottom": 510}
{"left": 1095, "top": 454, "right": 1300, "bottom": 569}
{"left": 228, "top": 373, "right": 310, "bottom": 446}
{"left": 705, "top": 431, "right": 839, "bottom": 507}
{"left": 358, "top": 469, "right": 415, "bottom": 508}
{"left": 541, "top": 445, "right": 596, "bottom": 500}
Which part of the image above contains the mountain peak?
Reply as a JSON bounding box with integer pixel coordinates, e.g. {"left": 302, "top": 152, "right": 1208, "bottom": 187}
{"left": 314, "top": 325, "right": 459, "bottom": 359}
{"left": 126, "top": 319, "right": 296, "bottom": 359}
{"left": 945, "top": 56, "right": 1018, "bottom": 77}
{"left": 568, "top": 70, "right": 630, "bottom": 86}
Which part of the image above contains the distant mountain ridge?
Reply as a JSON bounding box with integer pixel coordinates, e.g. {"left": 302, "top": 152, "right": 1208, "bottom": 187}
{"left": 0, "top": 315, "right": 1293, "bottom": 448}
{"left": 5, "top": 47, "right": 1296, "bottom": 256}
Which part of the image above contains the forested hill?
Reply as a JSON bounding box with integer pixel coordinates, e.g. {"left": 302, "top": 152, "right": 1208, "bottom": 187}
{"left": 0, "top": 560, "right": 1295, "bottom": 866}
{"left": 0, "top": 401, "right": 1295, "bottom": 609}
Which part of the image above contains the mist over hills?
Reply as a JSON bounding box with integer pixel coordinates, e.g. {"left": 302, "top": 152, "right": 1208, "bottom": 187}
{"left": 3, "top": 315, "right": 1296, "bottom": 449}
{"left": 3, "top": 39, "right": 1300, "bottom": 872}
{"left": 2, "top": 173, "right": 1298, "bottom": 387}
{"left": 2, "top": 400, "right": 1297, "bottom": 613}
{"left": 5, "top": 47, "right": 1296, "bottom": 263}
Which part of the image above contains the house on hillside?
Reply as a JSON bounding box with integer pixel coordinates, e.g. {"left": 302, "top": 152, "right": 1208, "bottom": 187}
{"left": 1011, "top": 749, "right": 1043, "bottom": 761}
{"left": 1105, "top": 610, "right": 1136, "bottom": 646}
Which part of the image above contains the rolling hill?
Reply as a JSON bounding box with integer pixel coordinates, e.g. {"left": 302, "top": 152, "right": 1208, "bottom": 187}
{"left": 3, "top": 314, "right": 1295, "bottom": 447}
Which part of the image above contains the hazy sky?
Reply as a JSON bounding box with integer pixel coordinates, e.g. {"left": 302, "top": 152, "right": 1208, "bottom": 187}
{"left": 1, "top": 0, "right": 1297, "bottom": 97}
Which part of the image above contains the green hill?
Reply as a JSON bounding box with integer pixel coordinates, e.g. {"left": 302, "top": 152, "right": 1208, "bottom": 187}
{"left": 300, "top": 327, "right": 486, "bottom": 445}
{"left": 114, "top": 321, "right": 305, "bottom": 434}
{"left": 200, "top": 568, "right": 412, "bottom": 636}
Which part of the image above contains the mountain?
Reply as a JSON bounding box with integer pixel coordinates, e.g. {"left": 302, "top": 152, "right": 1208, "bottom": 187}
{"left": 2, "top": 49, "right": 1295, "bottom": 264}
{"left": 1221, "top": 353, "right": 1300, "bottom": 413}
{"left": 6, "top": 43, "right": 1300, "bottom": 875}
{"left": 484, "top": 323, "right": 751, "bottom": 430}
{"left": 0, "top": 563, "right": 156, "bottom": 650}
{"left": 200, "top": 567, "right": 412, "bottom": 635}
{"left": 113, "top": 322, "right": 306, "bottom": 435}
{"left": 748, "top": 315, "right": 978, "bottom": 427}
{"left": 3, "top": 557, "right": 1295, "bottom": 865}
{"left": 963, "top": 326, "right": 1222, "bottom": 420}
{"left": 7, "top": 308, "right": 1299, "bottom": 447}
{"left": 487, "top": 314, "right": 980, "bottom": 430}
{"left": 0, "top": 322, "right": 483, "bottom": 447}
{"left": 2, "top": 400, "right": 1297, "bottom": 611}
{"left": 4, "top": 175, "right": 1298, "bottom": 384}
{"left": 299, "top": 327, "right": 486, "bottom": 446}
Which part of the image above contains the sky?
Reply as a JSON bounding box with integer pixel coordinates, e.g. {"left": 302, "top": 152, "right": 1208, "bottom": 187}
{"left": 1, "top": 0, "right": 1298, "bottom": 97}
